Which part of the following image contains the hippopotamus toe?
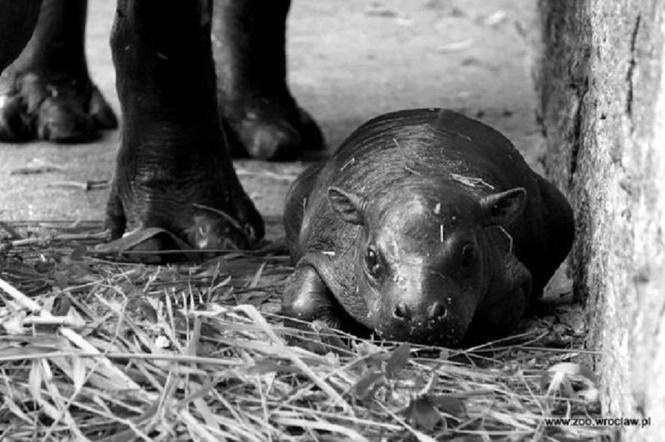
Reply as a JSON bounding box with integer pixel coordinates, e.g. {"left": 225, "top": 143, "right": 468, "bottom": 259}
{"left": 0, "top": 95, "right": 32, "bottom": 140}
{"left": 184, "top": 210, "right": 257, "bottom": 250}
{"left": 36, "top": 96, "right": 95, "bottom": 142}
{"left": 238, "top": 118, "right": 302, "bottom": 160}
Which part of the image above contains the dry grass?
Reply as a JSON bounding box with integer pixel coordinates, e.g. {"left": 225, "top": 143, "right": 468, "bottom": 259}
{"left": 0, "top": 219, "right": 608, "bottom": 441}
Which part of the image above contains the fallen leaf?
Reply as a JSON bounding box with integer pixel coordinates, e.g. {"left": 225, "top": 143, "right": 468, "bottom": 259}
{"left": 93, "top": 227, "right": 203, "bottom": 262}
{"left": 353, "top": 369, "right": 385, "bottom": 401}
{"left": 541, "top": 362, "right": 597, "bottom": 399}
{"left": 433, "top": 395, "right": 467, "bottom": 422}
{"left": 403, "top": 395, "right": 443, "bottom": 431}
{"left": 385, "top": 343, "right": 411, "bottom": 377}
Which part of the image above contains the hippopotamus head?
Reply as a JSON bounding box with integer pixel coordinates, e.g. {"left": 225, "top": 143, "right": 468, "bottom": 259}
{"left": 326, "top": 180, "right": 526, "bottom": 345}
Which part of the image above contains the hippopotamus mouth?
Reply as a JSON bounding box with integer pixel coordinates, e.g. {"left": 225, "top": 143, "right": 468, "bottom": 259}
{"left": 374, "top": 318, "right": 469, "bottom": 346}
{"left": 364, "top": 289, "right": 474, "bottom": 346}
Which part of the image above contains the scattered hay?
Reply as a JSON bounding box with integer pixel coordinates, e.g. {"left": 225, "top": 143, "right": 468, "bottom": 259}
{"left": 449, "top": 173, "right": 495, "bottom": 190}
{"left": 0, "top": 220, "right": 607, "bottom": 441}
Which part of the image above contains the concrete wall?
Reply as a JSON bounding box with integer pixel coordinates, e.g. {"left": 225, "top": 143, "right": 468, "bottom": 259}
{"left": 536, "top": 1, "right": 665, "bottom": 439}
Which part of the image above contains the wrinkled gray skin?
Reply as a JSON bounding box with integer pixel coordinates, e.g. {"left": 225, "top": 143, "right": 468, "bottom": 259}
{"left": 283, "top": 109, "right": 574, "bottom": 346}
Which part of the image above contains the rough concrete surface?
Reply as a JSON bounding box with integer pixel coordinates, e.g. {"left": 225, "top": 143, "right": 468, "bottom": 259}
{"left": 537, "top": 0, "right": 665, "bottom": 439}
{"left": 0, "top": 0, "right": 542, "bottom": 240}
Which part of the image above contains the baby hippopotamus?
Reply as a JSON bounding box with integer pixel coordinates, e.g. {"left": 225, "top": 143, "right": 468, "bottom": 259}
{"left": 282, "top": 109, "right": 574, "bottom": 346}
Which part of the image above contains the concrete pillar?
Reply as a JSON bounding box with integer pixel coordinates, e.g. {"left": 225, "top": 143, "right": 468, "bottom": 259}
{"left": 536, "top": 0, "right": 665, "bottom": 439}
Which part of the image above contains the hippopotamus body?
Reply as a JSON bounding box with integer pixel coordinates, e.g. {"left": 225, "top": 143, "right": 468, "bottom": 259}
{"left": 283, "top": 109, "right": 574, "bottom": 346}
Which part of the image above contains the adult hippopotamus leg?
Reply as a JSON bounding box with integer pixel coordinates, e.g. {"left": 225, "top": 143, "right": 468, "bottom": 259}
{"left": 106, "top": 0, "right": 264, "bottom": 259}
{"left": 212, "top": 0, "right": 324, "bottom": 160}
{"left": 0, "top": 0, "right": 117, "bottom": 142}
{"left": 0, "top": 0, "right": 42, "bottom": 72}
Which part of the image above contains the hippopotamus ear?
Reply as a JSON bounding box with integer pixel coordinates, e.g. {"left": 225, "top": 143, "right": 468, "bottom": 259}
{"left": 479, "top": 188, "right": 527, "bottom": 226}
{"left": 327, "top": 187, "right": 366, "bottom": 225}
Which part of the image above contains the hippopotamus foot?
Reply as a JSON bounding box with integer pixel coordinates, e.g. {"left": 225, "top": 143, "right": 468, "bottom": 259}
{"left": 212, "top": 0, "right": 324, "bottom": 160}
{"left": 221, "top": 95, "right": 324, "bottom": 161}
{"left": 105, "top": 143, "right": 264, "bottom": 262}
{"left": 0, "top": 72, "right": 117, "bottom": 142}
{"left": 282, "top": 264, "right": 371, "bottom": 337}
{"left": 0, "top": 0, "right": 117, "bottom": 143}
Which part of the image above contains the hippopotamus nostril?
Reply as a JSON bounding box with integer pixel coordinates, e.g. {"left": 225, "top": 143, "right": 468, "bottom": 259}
{"left": 427, "top": 302, "right": 446, "bottom": 320}
{"left": 393, "top": 302, "right": 411, "bottom": 320}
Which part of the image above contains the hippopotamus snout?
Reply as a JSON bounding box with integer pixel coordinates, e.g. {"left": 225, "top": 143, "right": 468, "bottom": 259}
{"left": 378, "top": 298, "right": 467, "bottom": 345}
{"left": 393, "top": 299, "right": 447, "bottom": 322}
{"left": 390, "top": 300, "right": 450, "bottom": 338}
{"left": 374, "top": 272, "right": 476, "bottom": 345}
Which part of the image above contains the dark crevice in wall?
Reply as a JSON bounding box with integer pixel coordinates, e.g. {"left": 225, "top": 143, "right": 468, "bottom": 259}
{"left": 626, "top": 14, "right": 641, "bottom": 119}
{"left": 568, "top": 82, "right": 588, "bottom": 186}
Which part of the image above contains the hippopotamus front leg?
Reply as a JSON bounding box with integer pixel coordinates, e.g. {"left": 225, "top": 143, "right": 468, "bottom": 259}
{"left": 0, "top": 0, "right": 117, "bottom": 142}
{"left": 212, "top": 0, "right": 324, "bottom": 160}
{"left": 0, "top": 0, "right": 42, "bottom": 72}
{"left": 106, "top": 0, "right": 263, "bottom": 259}
{"left": 282, "top": 263, "right": 371, "bottom": 337}
{"left": 282, "top": 264, "right": 339, "bottom": 326}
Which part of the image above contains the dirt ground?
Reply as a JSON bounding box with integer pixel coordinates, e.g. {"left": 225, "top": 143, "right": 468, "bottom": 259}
{"left": 0, "top": 0, "right": 542, "bottom": 240}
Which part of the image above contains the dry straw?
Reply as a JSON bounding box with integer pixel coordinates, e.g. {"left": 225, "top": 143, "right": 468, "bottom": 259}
{"left": 0, "top": 219, "right": 606, "bottom": 441}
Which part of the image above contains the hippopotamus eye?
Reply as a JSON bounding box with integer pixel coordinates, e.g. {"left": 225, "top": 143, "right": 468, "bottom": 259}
{"left": 461, "top": 243, "right": 477, "bottom": 268}
{"left": 365, "top": 247, "right": 383, "bottom": 278}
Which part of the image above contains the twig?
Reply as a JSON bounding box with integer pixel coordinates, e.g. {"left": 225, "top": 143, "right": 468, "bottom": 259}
{"left": 10, "top": 231, "right": 108, "bottom": 248}
{"left": 49, "top": 180, "right": 109, "bottom": 191}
